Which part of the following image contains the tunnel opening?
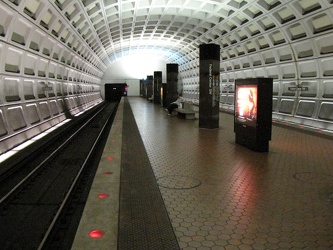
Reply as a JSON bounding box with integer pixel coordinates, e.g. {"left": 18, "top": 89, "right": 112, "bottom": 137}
{"left": 105, "top": 83, "right": 128, "bottom": 102}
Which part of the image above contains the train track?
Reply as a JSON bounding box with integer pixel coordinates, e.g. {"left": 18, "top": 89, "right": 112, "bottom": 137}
{"left": 0, "top": 101, "right": 118, "bottom": 250}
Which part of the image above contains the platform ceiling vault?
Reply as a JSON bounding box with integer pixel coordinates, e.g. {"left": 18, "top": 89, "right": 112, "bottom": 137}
{"left": 20, "top": 0, "right": 333, "bottom": 67}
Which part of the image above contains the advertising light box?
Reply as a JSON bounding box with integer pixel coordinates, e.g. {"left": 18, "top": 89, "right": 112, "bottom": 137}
{"left": 235, "top": 85, "right": 258, "bottom": 128}
{"left": 234, "top": 78, "right": 273, "bottom": 152}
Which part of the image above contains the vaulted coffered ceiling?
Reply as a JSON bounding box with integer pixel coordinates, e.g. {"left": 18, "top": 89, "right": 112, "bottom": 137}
{"left": 22, "top": 0, "right": 332, "bottom": 68}
{"left": 55, "top": 0, "right": 282, "bottom": 64}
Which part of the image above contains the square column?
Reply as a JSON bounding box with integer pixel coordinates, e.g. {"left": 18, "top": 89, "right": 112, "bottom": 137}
{"left": 146, "top": 75, "right": 153, "bottom": 100}
{"left": 153, "top": 71, "right": 162, "bottom": 104}
{"left": 199, "top": 44, "right": 220, "bottom": 129}
{"left": 140, "top": 79, "right": 146, "bottom": 98}
{"left": 166, "top": 64, "right": 179, "bottom": 107}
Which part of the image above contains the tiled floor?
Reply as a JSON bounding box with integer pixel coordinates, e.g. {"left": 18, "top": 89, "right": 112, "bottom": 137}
{"left": 128, "top": 97, "right": 333, "bottom": 250}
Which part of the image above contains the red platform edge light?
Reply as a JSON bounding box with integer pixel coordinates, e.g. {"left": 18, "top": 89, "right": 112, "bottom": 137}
{"left": 103, "top": 171, "right": 113, "bottom": 175}
{"left": 98, "top": 193, "right": 110, "bottom": 199}
{"left": 89, "top": 229, "right": 105, "bottom": 238}
{"left": 107, "top": 157, "right": 114, "bottom": 161}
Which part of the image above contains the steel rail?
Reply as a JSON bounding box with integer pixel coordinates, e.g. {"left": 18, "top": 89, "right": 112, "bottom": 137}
{"left": 0, "top": 105, "right": 106, "bottom": 205}
{"left": 37, "top": 104, "right": 116, "bottom": 250}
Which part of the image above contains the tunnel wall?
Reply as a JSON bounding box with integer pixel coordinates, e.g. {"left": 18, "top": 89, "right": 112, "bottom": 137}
{"left": 0, "top": 1, "right": 105, "bottom": 155}
{"left": 180, "top": 1, "right": 333, "bottom": 131}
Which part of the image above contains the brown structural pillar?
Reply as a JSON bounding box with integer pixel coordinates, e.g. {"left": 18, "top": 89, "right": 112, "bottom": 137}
{"left": 161, "top": 83, "right": 167, "bottom": 107}
{"left": 146, "top": 75, "right": 153, "bottom": 100}
{"left": 166, "top": 63, "right": 179, "bottom": 107}
{"left": 199, "top": 44, "right": 220, "bottom": 129}
{"left": 140, "top": 79, "right": 145, "bottom": 98}
{"left": 153, "top": 71, "right": 162, "bottom": 104}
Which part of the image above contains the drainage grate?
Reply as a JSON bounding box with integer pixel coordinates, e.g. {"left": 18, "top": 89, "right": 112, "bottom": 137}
{"left": 157, "top": 175, "right": 202, "bottom": 189}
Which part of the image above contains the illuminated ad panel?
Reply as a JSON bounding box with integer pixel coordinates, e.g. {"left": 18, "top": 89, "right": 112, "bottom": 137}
{"left": 235, "top": 85, "right": 257, "bottom": 127}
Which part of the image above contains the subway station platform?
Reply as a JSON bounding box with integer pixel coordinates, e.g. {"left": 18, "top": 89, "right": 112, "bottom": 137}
{"left": 72, "top": 97, "right": 333, "bottom": 250}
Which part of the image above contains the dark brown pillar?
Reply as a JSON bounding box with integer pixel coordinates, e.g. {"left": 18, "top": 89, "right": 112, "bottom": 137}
{"left": 140, "top": 79, "right": 145, "bottom": 98}
{"left": 199, "top": 44, "right": 220, "bottom": 129}
{"left": 146, "top": 75, "right": 153, "bottom": 100}
{"left": 166, "top": 64, "right": 178, "bottom": 107}
{"left": 153, "top": 71, "right": 162, "bottom": 104}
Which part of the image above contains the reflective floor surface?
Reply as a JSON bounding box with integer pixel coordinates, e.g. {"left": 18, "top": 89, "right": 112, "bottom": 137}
{"left": 129, "top": 97, "right": 333, "bottom": 250}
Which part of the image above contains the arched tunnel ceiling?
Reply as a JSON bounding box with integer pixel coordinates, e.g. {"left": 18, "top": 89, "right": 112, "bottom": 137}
{"left": 52, "top": 0, "right": 332, "bottom": 66}
{"left": 78, "top": 0, "right": 276, "bottom": 64}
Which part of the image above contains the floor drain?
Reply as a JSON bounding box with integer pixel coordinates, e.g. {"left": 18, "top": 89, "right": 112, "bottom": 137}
{"left": 157, "top": 175, "right": 201, "bottom": 189}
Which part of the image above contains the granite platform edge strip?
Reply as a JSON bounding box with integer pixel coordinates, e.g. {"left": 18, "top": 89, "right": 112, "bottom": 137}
{"left": 118, "top": 97, "right": 180, "bottom": 250}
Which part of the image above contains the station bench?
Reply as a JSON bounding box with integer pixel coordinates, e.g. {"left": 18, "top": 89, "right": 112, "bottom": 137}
{"left": 175, "top": 102, "right": 197, "bottom": 120}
